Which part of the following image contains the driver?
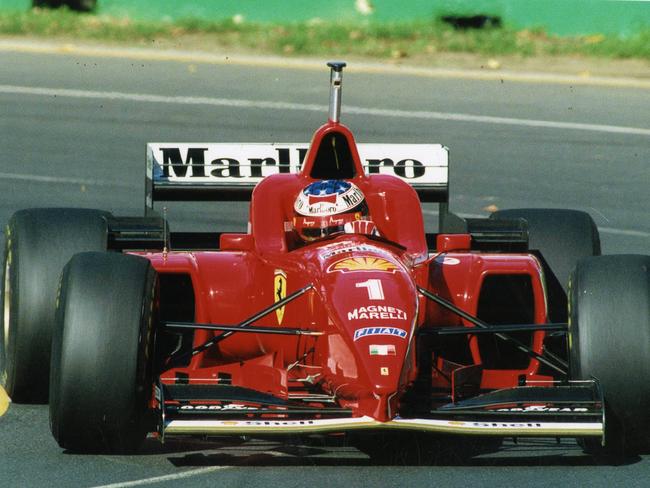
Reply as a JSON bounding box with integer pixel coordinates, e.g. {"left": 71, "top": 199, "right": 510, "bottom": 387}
{"left": 293, "top": 179, "right": 379, "bottom": 242}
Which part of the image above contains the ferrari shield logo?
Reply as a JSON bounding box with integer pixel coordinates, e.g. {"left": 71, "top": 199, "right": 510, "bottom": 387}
{"left": 274, "top": 270, "right": 287, "bottom": 325}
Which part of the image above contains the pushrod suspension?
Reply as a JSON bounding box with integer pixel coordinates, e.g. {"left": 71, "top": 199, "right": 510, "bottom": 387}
{"left": 164, "top": 283, "right": 314, "bottom": 369}
{"left": 421, "top": 323, "right": 568, "bottom": 335}
{"left": 416, "top": 286, "right": 567, "bottom": 375}
{"left": 166, "top": 322, "right": 323, "bottom": 336}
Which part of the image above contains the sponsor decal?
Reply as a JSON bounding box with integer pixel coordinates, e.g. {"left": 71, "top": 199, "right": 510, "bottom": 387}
{"left": 322, "top": 244, "right": 375, "bottom": 259}
{"left": 274, "top": 269, "right": 287, "bottom": 325}
{"left": 355, "top": 279, "right": 384, "bottom": 300}
{"left": 179, "top": 404, "right": 257, "bottom": 411}
{"left": 470, "top": 422, "right": 543, "bottom": 429}
{"left": 369, "top": 344, "right": 396, "bottom": 356}
{"left": 238, "top": 420, "right": 316, "bottom": 426}
{"left": 148, "top": 143, "right": 448, "bottom": 184}
{"left": 380, "top": 367, "right": 390, "bottom": 376}
{"left": 328, "top": 256, "right": 398, "bottom": 273}
{"left": 494, "top": 406, "right": 590, "bottom": 413}
{"left": 435, "top": 256, "right": 460, "bottom": 265}
{"left": 354, "top": 326, "right": 407, "bottom": 341}
{"left": 348, "top": 305, "right": 407, "bottom": 321}
{"left": 430, "top": 420, "right": 545, "bottom": 429}
{"left": 155, "top": 146, "right": 307, "bottom": 179}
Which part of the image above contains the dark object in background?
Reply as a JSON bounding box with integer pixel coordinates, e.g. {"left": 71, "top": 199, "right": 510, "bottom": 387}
{"left": 441, "top": 15, "right": 502, "bottom": 29}
{"left": 33, "top": 0, "right": 97, "bottom": 12}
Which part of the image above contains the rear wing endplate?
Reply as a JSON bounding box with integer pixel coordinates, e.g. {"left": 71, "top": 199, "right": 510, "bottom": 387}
{"left": 145, "top": 143, "right": 449, "bottom": 211}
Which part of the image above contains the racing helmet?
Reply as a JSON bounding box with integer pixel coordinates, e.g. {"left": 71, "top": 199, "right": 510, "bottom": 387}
{"left": 293, "top": 180, "right": 369, "bottom": 241}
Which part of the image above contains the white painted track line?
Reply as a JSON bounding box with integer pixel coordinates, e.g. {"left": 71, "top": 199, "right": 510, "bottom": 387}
{"left": 0, "top": 171, "right": 136, "bottom": 188}
{"left": 89, "top": 466, "right": 230, "bottom": 488}
{"left": 1, "top": 84, "right": 649, "bottom": 137}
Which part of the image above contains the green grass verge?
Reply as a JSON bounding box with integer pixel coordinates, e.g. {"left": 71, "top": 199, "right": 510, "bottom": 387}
{"left": 1, "top": 8, "right": 649, "bottom": 60}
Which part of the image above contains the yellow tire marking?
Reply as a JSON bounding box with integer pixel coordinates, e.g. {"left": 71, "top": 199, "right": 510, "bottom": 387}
{"left": 0, "top": 386, "right": 10, "bottom": 417}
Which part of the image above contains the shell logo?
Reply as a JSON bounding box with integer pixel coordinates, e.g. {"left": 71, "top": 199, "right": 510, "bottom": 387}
{"left": 327, "top": 256, "right": 398, "bottom": 273}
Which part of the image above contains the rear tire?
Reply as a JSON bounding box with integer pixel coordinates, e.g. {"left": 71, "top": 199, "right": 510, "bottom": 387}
{"left": 49, "top": 252, "right": 157, "bottom": 453}
{"left": 568, "top": 255, "right": 650, "bottom": 455}
{"left": 1, "top": 208, "right": 109, "bottom": 403}
{"left": 491, "top": 209, "right": 600, "bottom": 322}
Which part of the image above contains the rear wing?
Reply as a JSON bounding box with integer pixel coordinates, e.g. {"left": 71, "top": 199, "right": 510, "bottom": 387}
{"left": 145, "top": 143, "right": 449, "bottom": 211}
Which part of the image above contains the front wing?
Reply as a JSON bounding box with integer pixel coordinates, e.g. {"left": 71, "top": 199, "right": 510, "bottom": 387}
{"left": 157, "top": 380, "right": 604, "bottom": 441}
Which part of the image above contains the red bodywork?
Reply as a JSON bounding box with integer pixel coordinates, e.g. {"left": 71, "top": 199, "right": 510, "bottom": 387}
{"left": 135, "top": 121, "right": 553, "bottom": 425}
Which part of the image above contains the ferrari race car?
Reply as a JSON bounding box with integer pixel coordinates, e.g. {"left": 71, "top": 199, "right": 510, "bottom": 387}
{"left": 2, "top": 62, "right": 649, "bottom": 458}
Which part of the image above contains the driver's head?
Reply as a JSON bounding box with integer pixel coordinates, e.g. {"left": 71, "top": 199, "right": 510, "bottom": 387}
{"left": 293, "top": 179, "right": 369, "bottom": 242}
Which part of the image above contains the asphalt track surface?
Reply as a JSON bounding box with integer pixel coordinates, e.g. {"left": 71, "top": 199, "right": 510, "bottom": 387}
{"left": 0, "top": 43, "right": 649, "bottom": 487}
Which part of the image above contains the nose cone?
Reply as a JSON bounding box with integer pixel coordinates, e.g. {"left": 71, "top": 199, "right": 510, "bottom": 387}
{"left": 318, "top": 245, "right": 418, "bottom": 420}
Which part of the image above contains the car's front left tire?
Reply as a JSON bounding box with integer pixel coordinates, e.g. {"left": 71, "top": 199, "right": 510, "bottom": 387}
{"left": 49, "top": 252, "right": 157, "bottom": 453}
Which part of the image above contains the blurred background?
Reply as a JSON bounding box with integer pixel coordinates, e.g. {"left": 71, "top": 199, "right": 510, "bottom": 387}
{"left": 1, "top": 0, "right": 649, "bottom": 73}
{"left": 4, "top": 0, "right": 650, "bottom": 35}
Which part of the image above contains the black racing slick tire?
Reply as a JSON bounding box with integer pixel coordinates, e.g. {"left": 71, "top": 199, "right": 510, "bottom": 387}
{"left": 491, "top": 208, "right": 600, "bottom": 322}
{"left": 1, "top": 208, "right": 109, "bottom": 403}
{"left": 50, "top": 252, "right": 157, "bottom": 453}
{"left": 568, "top": 255, "right": 650, "bottom": 455}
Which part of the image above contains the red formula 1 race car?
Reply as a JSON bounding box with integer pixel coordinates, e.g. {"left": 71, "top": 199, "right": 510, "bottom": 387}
{"left": 2, "top": 62, "right": 649, "bottom": 458}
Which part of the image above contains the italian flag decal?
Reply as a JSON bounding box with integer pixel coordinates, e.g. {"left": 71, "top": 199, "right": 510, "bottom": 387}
{"left": 369, "top": 344, "right": 396, "bottom": 356}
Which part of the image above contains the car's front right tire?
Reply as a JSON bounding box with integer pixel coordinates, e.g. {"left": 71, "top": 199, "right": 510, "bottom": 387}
{"left": 568, "top": 254, "right": 650, "bottom": 456}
